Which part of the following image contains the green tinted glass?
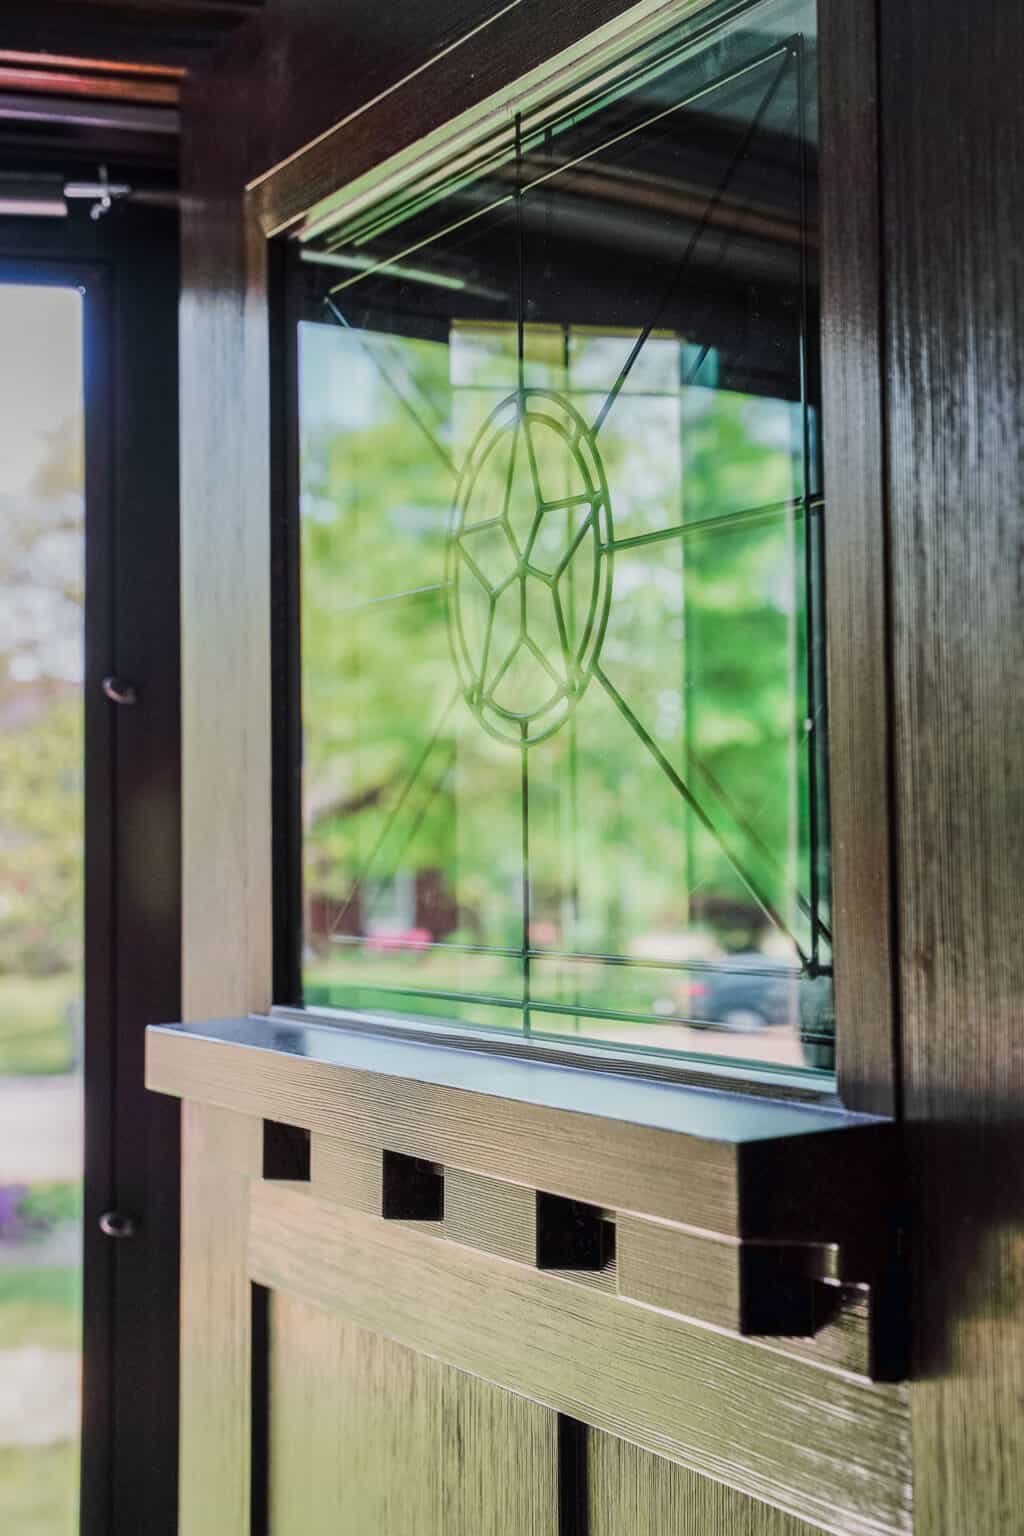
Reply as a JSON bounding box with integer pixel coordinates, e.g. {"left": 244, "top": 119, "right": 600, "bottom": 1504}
{"left": 296, "top": 0, "right": 833, "bottom": 1077}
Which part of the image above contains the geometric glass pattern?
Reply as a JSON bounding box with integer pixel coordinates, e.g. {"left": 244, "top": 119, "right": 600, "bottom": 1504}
{"left": 449, "top": 390, "right": 613, "bottom": 745}
{"left": 295, "top": 0, "right": 834, "bottom": 1077}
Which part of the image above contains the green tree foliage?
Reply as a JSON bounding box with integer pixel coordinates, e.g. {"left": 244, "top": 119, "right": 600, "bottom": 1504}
{"left": 0, "top": 415, "right": 84, "bottom": 977}
{"left": 300, "top": 320, "right": 820, "bottom": 1010}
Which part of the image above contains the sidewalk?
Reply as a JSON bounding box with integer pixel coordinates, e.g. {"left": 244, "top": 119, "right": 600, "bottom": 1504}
{"left": 0, "top": 1078, "right": 81, "bottom": 1185}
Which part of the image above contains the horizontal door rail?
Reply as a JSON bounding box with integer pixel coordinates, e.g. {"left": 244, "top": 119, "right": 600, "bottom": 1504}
{"left": 147, "top": 1015, "right": 906, "bottom": 1376}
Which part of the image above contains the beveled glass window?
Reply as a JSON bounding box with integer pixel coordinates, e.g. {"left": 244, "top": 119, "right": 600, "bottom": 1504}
{"left": 293, "top": 0, "right": 833, "bottom": 1076}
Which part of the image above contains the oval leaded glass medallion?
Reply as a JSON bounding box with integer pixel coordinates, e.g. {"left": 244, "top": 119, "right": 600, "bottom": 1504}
{"left": 447, "top": 388, "right": 613, "bottom": 745}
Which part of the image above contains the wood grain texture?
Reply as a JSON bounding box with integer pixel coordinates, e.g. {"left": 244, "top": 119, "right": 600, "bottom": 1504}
{"left": 0, "top": 1, "right": 262, "bottom": 72}
{"left": 147, "top": 1025, "right": 897, "bottom": 1251}
{"left": 441, "top": 1361, "right": 558, "bottom": 1536}
{"left": 880, "top": 0, "right": 1024, "bottom": 1529}
{"left": 618, "top": 1216, "right": 793, "bottom": 1337}
{"left": 358, "top": 1159, "right": 871, "bottom": 1371}
{"left": 170, "top": 0, "right": 1024, "bottom": 1524}
{"left": 310, "top": 1132, "right": 383, "bottom": 1214}
{"left": 0, "top": 63, "right": 179, "bottom": 102}
{"left": 747, "top": 1287, "right": 871, "bottom": 1381}
{"left": 445, "top": 1165, "right": 536, "bottom": 1262}
{"left": 819, "top": 0, "right": 897, "bottom": 1117}
{"left": 589, "top": 1431, "right": 820, "bottom": 1536}
{"left": 180, "top": 47, "right": 272, "bottom": 1026}
{"left": 445, "top": 1167, "right": 618, "bottom": 1293}
{"left": 256, "top": 0, "right": 525, "bottom": 182}
{"left": 249, "top": 0, "right": 719, "bottom": 233}
{"left": 269, "top": 1296, "right": 441, "bottom": 1534}
{"left": 617, "top": 1217, "right": 871, "bottom": 1346}
{"left": 269, "top": 1294, "right": 557, "bottom": 1535}
{"left": 150, "top": 1029, "right": 736, "bottom": 1231}
{"left": 179, "top": 1103, "right": 261, "bottom": 1536}
{"left": 250, "top": 1181, "right": 911, "bottom": 1536}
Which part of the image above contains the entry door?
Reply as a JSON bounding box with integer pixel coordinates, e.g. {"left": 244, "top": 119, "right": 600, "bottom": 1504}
{"left": 167, "top": 0, "right": 904, "bottom": 1532}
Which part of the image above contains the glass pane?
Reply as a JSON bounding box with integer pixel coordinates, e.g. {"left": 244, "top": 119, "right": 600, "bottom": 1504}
{"left": 0, "top": 284, "right": 84, "bottom": 1534}
{"left": 297, "top": 0, "right": 833, "bottom": 1077}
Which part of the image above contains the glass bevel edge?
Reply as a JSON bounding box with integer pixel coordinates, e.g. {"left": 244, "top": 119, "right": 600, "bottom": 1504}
{"left": 294, "top": 0, "right": 746, "bottom": 246}
{"left": 275, "top": 1004, "right": 837, "bottom": 1105}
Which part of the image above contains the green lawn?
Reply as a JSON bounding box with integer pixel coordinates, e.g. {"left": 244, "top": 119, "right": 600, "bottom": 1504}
{"left": 0, "top": 1267, "right": 80, "bottom": 1352}
{"left": 0, "top": 975, "right": 79, "bottom": 1076}
{"left": 0, "top": 1266, "right": 81, "bottom": 1534}
{"left": 0, "top": 974, "right": 83, "bottom": 1536}
{"left": 0, "top": 1444, "right": 78, "bottom": 1536}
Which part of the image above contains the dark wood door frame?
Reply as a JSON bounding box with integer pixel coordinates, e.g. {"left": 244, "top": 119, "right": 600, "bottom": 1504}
{"left": 0, "top": 208, "right": 181, "bottom": 1536}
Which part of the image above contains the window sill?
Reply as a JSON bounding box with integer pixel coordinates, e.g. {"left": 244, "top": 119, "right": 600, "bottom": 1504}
{"left": 275, "top": 1002, "right": 837, "bottom": 1104}
{"left": 146, "top": 1010, "right": 902, "bottom": 1375}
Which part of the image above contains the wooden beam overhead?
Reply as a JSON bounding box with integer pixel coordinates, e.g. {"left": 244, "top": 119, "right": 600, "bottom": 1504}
{"left": 0, "top": 1, "right": 265, "bottom": 74}
{"left": 0, "top": 65, "right": 180, "bottom": 105}
{"left": 0, "top": 49, "right": 186, "bottom": 78}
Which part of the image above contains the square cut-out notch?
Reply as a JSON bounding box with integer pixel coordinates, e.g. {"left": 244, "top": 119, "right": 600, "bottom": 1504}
{"left": 382, "top": 1150, "right": 444, "bottom": 1222}
{"left": 536, "top": 1191, "right": 612, "bottom": 1271}
{"left": 263, "top": 1120, "right": 310, "bottom": 1181}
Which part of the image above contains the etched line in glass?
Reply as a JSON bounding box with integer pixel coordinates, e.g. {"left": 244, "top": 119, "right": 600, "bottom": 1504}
{"left": 447, "top": 388, "right": 614, "bottom": 745}
{"left": 327, "top": 688, "right": 460, "bottom": 939}
{"left": 325, "top": 295, "right": 458, "bottom": 477}
{"left": 592, "top": 44, "right": 794, "bottom": 437}
{"left": 594, "top": 664, "right": 810, "bottom": 967}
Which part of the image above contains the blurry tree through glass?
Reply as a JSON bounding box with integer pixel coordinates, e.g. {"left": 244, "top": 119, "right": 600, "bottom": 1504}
{"left": 0, "top": 284, "right": 84, "bottom": 1534}
{"left": 298, "top": 0, "right": 833, "bottom": 1075}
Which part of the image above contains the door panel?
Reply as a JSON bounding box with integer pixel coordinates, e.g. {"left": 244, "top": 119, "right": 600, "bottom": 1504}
{"left": 589, "top": 1433, "right": 819, "bottom": 1536}
{"left": 179, "top": 1103, "right": 260, "bottom": 1536}
{"left": 155, "top": 1041, "right": 911, "bottom": 1536}
{"left": 168, "top": 1, "right": 914, "bottom": 1533}
{"left": 269, "top": 1299, "right": 557, "bottom": 1535}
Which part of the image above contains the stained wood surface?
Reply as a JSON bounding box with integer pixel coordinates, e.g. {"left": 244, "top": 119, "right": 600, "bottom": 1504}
{"left": 269, "top": 1295, "right": 557, "bottom": 1535}
{"left": 310, "top": 1132, "right": 383, "bottom": 1213}
{"left": 424, "top": 1164, "right": 618, "bottom": 1293}
{"left": 0, "top": 1, "right": 262, "bottom": 71}
{"left": 179, "top": 1103, "right": 261, "bottom": 1536}
{"left": 313, "top": 1134, "right": 871, "bottom": 1354}
{"left": 249, "top": 0, "right": 718, "bottom": 233}
{"left": 180, "top": 49, "right": 273, "bottom": 1026}
{"left": 749, "top": 1287, "right": 871, "bottom": 1381}
{"left": 269, "top": 1298, "right": 441, "bottom": 1534}
{"left": 0, "top": 63, "right": 180, "bottom": 102}
{"left": 171, "top": 0, "right": 1024, "bottom": 1527}
{"left": 250, "top": 1181, "right": 911, "bottom": 1536}
{"left": 177, "top": 43, "right": 276, "bottom": 1536}
{"left": 617, "top": 1216, "right": 745, "bottom": 1334}
{"left": 257, "top": 0, "right": 527, "bottom": 183}
{"left": 441, "top": 1369, "right": 558, "bottom": 1535}
{"left": 589, "top": 1432, "right": 820, "bottom": 1536}
{"left": 147, "top": 1022, "right": 893, "bottom": 1250}
{"left": 444, "top": 1165, "right": 537, "bottom": 1262}
{"left": 880, "top": 0, "right": 1024, "bottom": 1530}
{"left": 819, "top": 0, "right": 897, "bottom": 1117}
